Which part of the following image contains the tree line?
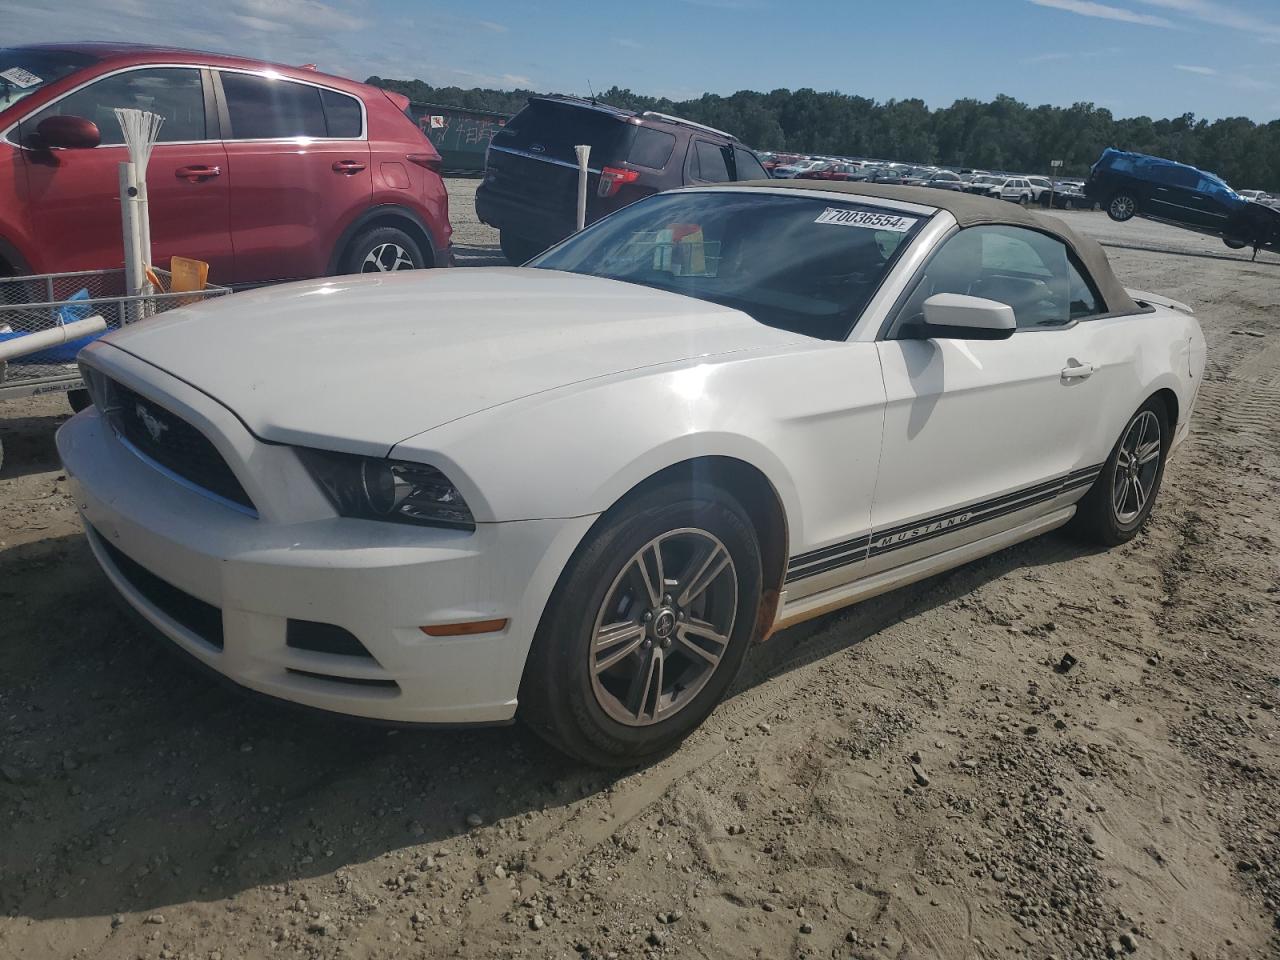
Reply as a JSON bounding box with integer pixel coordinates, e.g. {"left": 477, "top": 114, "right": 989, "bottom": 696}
{"left": 366, "top": 77, "right": 1280, "bottom": 192}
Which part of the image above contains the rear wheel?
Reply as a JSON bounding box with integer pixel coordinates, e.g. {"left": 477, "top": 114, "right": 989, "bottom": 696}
{"left": 1070, "top": 398, "right": 1169, "bottom": 546}
{"left": 519, "top": 479, "right": 763, "bottom": 767}
{"left": 499, "top": 230, "right": 545, "bottom": 266}
{"left": 1223, "top": 237, "right": 1249, "bottom": 250}
{"left": 341, "top": 226, "right": 426, "bottom": 274}
{"left": 1107, "top": 192, "right": 1138, "bottom": 222}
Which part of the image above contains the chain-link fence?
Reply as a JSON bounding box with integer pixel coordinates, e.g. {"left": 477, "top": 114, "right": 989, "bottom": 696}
{"left": 0, "top": 268, "right": 229, "bottom": 400}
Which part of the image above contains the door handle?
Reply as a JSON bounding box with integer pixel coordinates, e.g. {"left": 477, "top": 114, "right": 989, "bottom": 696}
{"left": 175, "top": 165, "right": 220, "bottom": 182}
{"left": 1061, "top": 360, "right": 1095, "bottom": 381}
{"left": 332, "top": 160, "right": 367, "bottom": 174}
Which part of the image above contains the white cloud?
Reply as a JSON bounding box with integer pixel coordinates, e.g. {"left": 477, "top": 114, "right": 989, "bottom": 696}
{"left": 614, "top": 38, "right": 644, "bottom": 50}
{"left": 229, "top": 0, "right": 365, "bottom": 33}
{"left": 1175, "top": 64, "right": 1218, "bottom": 75}
{"left": 476, "top": 20, "right": 509, "bottom": 33}
{"left": 1027, "top": 0, "right": 1174, "bottom": 27}
{"left": 1134, "top": 0, "right": 1280, "bottom": 41}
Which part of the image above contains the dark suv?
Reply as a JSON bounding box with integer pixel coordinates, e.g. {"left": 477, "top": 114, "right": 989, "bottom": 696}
{"left": 475, "top": 96, "right": 768, "bottom": 264}
{"left": 1085, "top": 147, "right": 1279, "bottom": 255}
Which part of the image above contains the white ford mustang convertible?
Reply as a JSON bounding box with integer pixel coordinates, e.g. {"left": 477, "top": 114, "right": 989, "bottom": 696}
{"left": 58, "top": 182, "right": 1206, "bottom": 765}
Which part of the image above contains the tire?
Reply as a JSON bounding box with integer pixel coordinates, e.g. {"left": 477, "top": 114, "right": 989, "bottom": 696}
{"left": 340, "top": 226, "right": 426, "bottom": 275}
{"left": 67, "top": 389, "right": 91, "bottom": 413}
{"left": 1223, "top": 237, "right": 1248, "bottom": 250}
{"left": 519, "top": 478, "right": 763, "bottom": 767}
{"left": 1106, "top": 192, "right": 1138, "bottom": 222}
{"left": 1019, "top": 193, "right": 1030, "bottom": 207}
{"left": 1070, "top": 397, "right": 1170, "bottom": 546}
{"left": 499, "top": 230, "right": 545, "bottom": 266}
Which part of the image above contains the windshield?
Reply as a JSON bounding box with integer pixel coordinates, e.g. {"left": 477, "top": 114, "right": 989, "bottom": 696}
{"left": 0, "top": 47, "right": 98, "bottom": 113}
{"left": 529, "top": 191, "right": 926, "bottom": 341}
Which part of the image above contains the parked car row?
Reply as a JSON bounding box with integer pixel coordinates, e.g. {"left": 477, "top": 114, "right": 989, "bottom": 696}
{"left": 759, "top": 151, "right": 1097, "bottom": 209}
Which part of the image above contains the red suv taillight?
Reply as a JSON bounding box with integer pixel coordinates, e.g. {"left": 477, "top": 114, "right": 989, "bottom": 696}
{"left": 407, "top": 153, "right": 443, "bottom": 175}
{"left": 598, "top": 166, "right": 640, "bottom": 198}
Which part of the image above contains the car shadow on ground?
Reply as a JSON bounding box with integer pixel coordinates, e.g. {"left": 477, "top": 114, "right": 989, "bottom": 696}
{"left": 452, "top": 241, "right": 507, "bottom": 268}
{"left": 0, "top": 527, "right": 1102, "bottom": 921}
{"left": 0, "top": 410, "right": 70, "bottom": 480}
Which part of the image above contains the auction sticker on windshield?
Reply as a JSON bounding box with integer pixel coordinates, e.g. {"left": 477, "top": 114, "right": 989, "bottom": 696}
{"left": 0, "top": 67, "right": 42, "bottom": 88}
{"left": 814, "top": 207, "right": 918, "bottom": 232}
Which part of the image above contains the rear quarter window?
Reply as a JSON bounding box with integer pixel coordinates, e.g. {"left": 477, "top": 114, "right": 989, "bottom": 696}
{"left": 628, "top": 126, "right": 675, "bottom": 169}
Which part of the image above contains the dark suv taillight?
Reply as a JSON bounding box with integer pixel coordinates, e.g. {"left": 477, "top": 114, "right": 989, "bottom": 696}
{"left": 598, "top": 166, "right": 640, "bottom": 198}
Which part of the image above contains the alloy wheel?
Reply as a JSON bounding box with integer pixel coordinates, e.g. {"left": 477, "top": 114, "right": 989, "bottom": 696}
{"left": 589, "top": 528, "right": 738, "bottom": 726}
{"left": 1110, "top": 195, "right": 1136, "bottom": 220}
{"left": 361, "top": 242, "right": 416, "bottom": 273}
{"left": 1112, "top": 410, "right": 1162, "bottom": 524}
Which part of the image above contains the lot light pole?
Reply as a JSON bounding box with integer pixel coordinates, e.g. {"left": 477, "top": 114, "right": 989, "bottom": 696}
{"left": 1050, "top": 159, "right": 1063, "bottom": 210}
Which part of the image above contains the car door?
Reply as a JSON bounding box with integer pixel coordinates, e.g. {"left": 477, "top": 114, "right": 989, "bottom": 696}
{"left": 869, "top": 224, "right": 1112, "bottom": 575}
{"left": 17, "top": 65, "right": 234, "bottom": 279}
{"left": 1146, "top": 165, "right": 1207, "bottom": 226}
{"left": 215, "top": 69, "right": 372, "bottom": 284}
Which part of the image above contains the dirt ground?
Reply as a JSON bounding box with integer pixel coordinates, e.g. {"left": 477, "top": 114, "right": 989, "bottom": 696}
{"left": 1, "top": 184, "right": 1277, "bottom": 960}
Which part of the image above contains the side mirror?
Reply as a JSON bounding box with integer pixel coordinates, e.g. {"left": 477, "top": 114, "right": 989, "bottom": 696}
{"left": 903, "top": 293, "right": 1016, "bottom": 341}
{"left": 31, "top": 115, "right": 101, "bottom": 150}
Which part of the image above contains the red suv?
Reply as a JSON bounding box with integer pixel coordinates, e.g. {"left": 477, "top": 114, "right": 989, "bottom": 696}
{"left": 0, "top": 44, "right": 452, "bottom": 283}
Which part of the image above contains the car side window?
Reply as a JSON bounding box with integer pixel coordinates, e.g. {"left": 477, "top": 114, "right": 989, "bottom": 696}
{"left": 733, "top": 147, "right": 769, "bottom": 180}
{"left": 692, "top": 140, "right": 730, "bottom": 183}
{"left": 220, "top": 72, "right": 326, "bottom": 140}
{"left": 25, "top": 67, "right": 206, "bottom": 145}
{"left": 891, "top": 225, "right": 1103, "bottom": 335}
{"left": 319, "top": 88, "right": 362, "bottom": 138}
{"left": 628, "top": 126, "right": 675, "bottom": 169}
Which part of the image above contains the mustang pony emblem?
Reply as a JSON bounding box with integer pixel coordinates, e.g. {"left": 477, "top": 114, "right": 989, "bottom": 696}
{"left": 135, "top": 402, "right": 168, "bottom": 443}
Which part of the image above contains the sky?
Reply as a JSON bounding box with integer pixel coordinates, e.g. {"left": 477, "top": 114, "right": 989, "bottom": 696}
{"left": 3, "top": 0, "right": 1278, "bottom": 122}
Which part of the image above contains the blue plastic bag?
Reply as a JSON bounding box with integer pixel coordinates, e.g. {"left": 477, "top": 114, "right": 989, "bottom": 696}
{"left": 0, "top": 287, "right": 106, "bottom": 364}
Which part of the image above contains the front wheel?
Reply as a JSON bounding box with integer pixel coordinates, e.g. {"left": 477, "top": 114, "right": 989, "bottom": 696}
{"left": 67, "top": 389, "right": 92, "bottom": 413}
{"left": 1070, "top": 398, "right": 1169, "bottom": 546}
{"left": 1223, "top": 237, "right": 1248, "bottom": 250}
{"left": 1107, "top": 192, "right": 1138, "bottom": 222}
{"left": 341, "top": 226, "right": 426, "bottom": 274}
{"left": 519, "top": 479, "right": 763, "bottom": 767}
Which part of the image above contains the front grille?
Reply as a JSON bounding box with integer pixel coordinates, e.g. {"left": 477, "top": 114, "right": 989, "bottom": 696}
{"left": 94, "top": 528, "right": 225, "bottom": 649}
{"left": 102, "top": 378, "right": 254, "bottom": 511}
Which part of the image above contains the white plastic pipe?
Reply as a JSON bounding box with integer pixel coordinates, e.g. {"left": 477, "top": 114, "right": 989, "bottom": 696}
{"left": 118, "top": 162, "right": 143, "bottom": 300}
{"left": 0, "top": 315, "right": 107, "bottom": 363}
{"left": 575, "top": 144, "right": 591, "bottom": 231}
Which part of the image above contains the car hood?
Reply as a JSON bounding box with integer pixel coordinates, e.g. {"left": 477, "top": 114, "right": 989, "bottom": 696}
{"left": 99, "top": 268, "right": 800, "bottom": 454}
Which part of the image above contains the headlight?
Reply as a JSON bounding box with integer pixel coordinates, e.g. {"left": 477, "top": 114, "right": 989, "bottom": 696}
{"left": 299, "top": 449, "right": 475, "bottom": 531}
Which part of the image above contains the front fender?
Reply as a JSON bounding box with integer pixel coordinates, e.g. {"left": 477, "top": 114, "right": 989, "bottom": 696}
{"left": 392, "top": 342, "right": 887, "bottom": 555}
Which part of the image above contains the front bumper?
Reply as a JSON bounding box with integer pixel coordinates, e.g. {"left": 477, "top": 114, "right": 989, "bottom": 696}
{"left": 57, "top": 392, "right": 594, "bottom": 726}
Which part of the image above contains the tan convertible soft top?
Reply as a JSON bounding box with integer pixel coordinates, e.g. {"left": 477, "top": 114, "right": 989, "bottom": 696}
{"left": 726, "top": 179, "right": 1141, "bottom": 315}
